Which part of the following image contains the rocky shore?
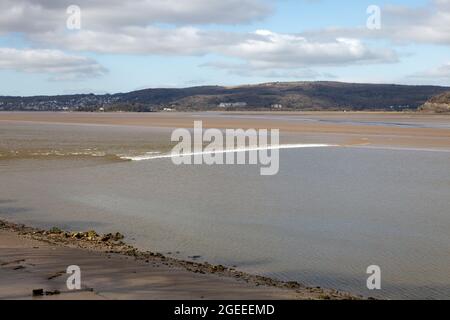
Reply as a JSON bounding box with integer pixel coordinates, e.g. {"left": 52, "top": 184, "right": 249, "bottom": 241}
{"left": 0, "top": 219, "right": 361, "bottom": 300}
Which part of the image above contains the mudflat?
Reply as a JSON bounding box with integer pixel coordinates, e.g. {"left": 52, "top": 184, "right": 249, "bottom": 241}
{"left": 1, "top": 111, "right": 449, "bottom": 299}
{"left": 0, "top": 221, "right": 356, "bottom": 300}
{"left": 1, "top": 111, "right": 449, "bottom": 150}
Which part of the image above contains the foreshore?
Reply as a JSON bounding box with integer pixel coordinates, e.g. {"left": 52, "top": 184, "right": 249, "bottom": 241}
{"left": 0, "top": 219, "right": 360, "bottom": 300}
{"left": 1, "top": 111, "right": 450, "bottom": 151}
{"left": 2, "top": 111, "right": 448, "bottom": 299}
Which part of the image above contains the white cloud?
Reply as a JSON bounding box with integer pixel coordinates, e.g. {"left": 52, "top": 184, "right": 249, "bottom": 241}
{"left": 34, "top": 28, "right": 397, "bottom": 67}
{"left": 380, "top": 1, "right": 450, "bottom": 45}
{"left": 1, "top": 0, "right": 426, "bottom": 81}
{"left": 301, "top": 0, "right": 450, "bottom": 46}
{"left": 0, "top": 48, "right": 107, "bottom": 80}
{"left": 0, "top": 0, "right": 397, "bottom": 64}
{"left": 200, "top": 30, "right": 396, "bottom": 78}
{"left": 33, "top": 27, "right": 244, "bottom": 55}
{"left": 0, "top": 0, "right": 272, "bottom": 34}
{"left": 223, "top": 30, "right": 397, "bottom": 68}
{"left": 202, "top": 61, "right": 335, "bottom": 79}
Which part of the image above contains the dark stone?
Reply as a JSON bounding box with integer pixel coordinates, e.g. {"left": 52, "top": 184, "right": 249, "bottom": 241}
{"left": 32, "top": 289, "right": 44, "bottom": 297}
{"left": 49, "top": 227, "right": 63, "bottom": 234}
{"left": 45, "top": 290, "right": 61, "bottom": 296}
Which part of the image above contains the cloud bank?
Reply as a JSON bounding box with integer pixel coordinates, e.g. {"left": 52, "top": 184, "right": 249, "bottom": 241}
{"left": 0, "top": 0, "right": 448, "bottom": 82}
{"left": 0, "top": 48, "right": 107, "bottom": 80}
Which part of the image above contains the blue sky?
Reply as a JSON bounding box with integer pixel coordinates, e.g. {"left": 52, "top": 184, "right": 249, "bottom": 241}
{"left": 0, "top": 0, "right": 449, "bottom": 96}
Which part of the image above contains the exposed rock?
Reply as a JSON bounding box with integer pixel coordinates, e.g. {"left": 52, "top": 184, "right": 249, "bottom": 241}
{"left": 49, "top": 227, "right": 63, "bottom": 234}
{"left": 285, "top": 281, "right": 301, "bottom": 289}
{"left": 0, "top": 218, "right": 362, "bottom": 300}
{"left": 211, "top": 265, "right": 226, "bottom": 272}
{"left": 71, "top": 232, "right": 83, "bottom": 239}
{"left": 32, "top": 289, "right": 44, "bottom": 297}
{"left": 101, "top": 232, "right": 125, "bottom": 242}
{"left": 45, "top": 290, "right": 61, "bottom": 296}
{"left": 86, "top": 230, "right": 99, "bottom": 241}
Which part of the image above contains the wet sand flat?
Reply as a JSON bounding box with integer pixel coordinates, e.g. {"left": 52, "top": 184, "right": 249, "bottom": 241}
{"left": 1, "top": 111, "right": 450, "bottom": 150}
{"left": 0, "top": 226, "right": 351, "bottom": 300}
{"left": 1, "top": 111, "right": 450, "bottom": 299}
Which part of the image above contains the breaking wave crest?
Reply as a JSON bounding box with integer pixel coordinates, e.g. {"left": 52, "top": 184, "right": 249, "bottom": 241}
{"left": 120, "top": 144, "right": 338, "bottom": 161}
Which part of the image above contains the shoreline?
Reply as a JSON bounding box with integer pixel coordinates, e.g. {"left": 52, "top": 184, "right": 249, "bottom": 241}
{"left": 0, "top": 219, "right": 361, "bottom": 300}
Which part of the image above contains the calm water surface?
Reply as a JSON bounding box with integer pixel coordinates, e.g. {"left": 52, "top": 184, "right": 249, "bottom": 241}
{"left": 1, "top": 122, "right": 450, "bottom": 299}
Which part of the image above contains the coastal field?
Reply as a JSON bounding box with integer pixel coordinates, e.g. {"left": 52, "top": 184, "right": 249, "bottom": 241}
{"left": 1, "top": 111, "right": 450, "bottom": 300}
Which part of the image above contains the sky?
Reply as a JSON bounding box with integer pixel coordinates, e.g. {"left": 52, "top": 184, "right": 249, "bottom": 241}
{"left": 0, "top": 0, "right": 449, "bottom": 96}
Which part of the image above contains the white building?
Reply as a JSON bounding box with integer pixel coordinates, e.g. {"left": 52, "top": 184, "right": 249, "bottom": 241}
{"left": 218, "top": 102, "right": 247, "bottom": 108}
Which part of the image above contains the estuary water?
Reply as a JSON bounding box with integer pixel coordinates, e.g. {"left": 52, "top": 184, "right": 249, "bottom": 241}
{"left": 1, "top": 121, "right": 450, "bottom": 299}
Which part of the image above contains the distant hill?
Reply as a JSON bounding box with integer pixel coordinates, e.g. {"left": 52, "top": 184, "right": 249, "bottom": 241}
{"left": 419, "top": 91, "right": 450, "bottom": 113}
{"left": 1, "top": 81, "right": 449, "bottom": 112}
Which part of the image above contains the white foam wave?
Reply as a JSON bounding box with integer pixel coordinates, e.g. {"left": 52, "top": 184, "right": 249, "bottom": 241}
{"left": 120, "top": 144, "right": 338, "bottom": 161}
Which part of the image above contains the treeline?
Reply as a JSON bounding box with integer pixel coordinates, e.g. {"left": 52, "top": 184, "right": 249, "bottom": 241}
{"left": 2, "top": 82, "right": 450, "bottom": 112}
{"left": 76, "top": 103, "right": 157, "bottom": 112}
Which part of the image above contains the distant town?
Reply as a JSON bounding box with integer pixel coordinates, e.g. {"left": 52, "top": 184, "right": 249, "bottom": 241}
{"left": 0, "top": 81, "right": 448, "bottom": 113}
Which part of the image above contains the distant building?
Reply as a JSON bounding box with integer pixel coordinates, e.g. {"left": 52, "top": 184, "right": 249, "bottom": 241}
{"left": 218, "top": 102, "right": 247, "bottom": 108}
{"left": 271, "top": 104, "right": 283, "bottom": 109}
